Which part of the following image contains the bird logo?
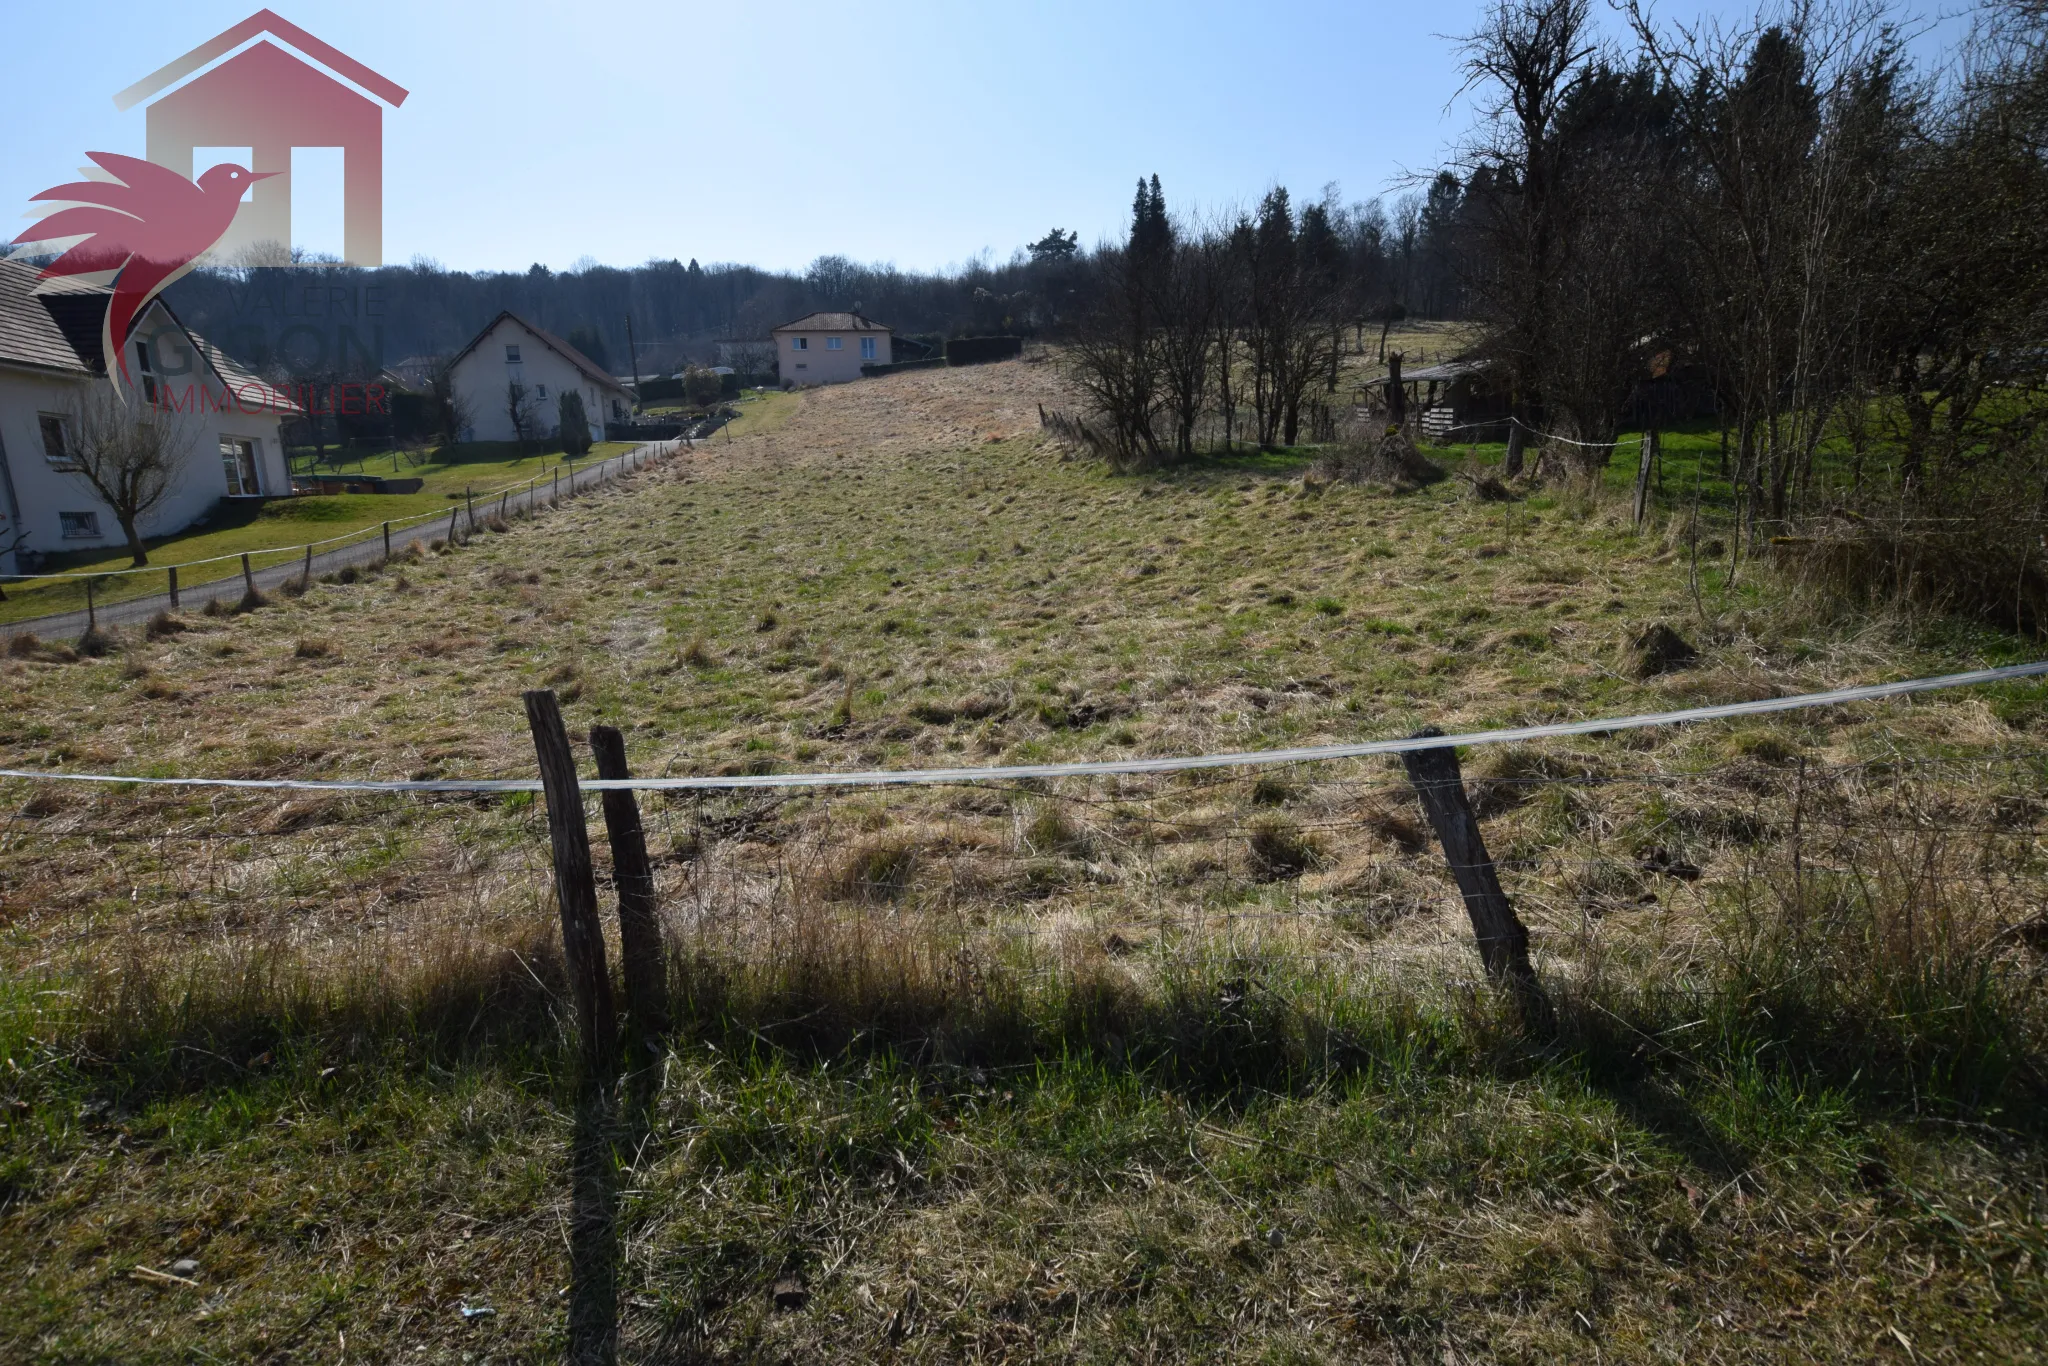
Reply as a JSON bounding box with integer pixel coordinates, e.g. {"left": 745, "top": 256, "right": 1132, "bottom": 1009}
{"left": 11, "top": 151, "right": 276, "bottom": 391}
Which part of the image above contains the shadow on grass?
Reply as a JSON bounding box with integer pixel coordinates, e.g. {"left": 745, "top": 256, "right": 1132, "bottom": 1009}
{"left": 12, "top": 905, "right": 2043, "bottom": 1154}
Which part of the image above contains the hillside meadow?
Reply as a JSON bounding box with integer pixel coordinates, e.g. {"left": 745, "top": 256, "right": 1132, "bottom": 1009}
{"left": 1, "top": 359, "right": 2045, "bottom": 1363}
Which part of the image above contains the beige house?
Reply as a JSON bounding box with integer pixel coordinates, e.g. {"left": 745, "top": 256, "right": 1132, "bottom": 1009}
{"left": 770, "top": 312, "right": 891, "bottom": 385}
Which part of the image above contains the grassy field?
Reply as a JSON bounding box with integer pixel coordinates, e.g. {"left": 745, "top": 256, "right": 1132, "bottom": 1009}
{"left": 1, "top": 359, "right": 2044, "bottom": 1362}
{"left": 0, "top": 441, "right": 641, "bottom": 626}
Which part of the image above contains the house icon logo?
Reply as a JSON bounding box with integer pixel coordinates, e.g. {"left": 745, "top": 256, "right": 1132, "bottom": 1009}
{"left": 113, "top": 8, "right": 408, "bottom": 268}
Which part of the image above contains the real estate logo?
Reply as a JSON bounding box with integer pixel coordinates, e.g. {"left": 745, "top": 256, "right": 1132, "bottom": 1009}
{"left": 10, "top": 8, "right": 406, "bottom": 389}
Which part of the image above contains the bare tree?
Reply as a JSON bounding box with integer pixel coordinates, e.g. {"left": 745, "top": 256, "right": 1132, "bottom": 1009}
{"left": 64, "top": 385, "right": 196, "bottom": 566}
{"left": 507, "top": 381, "right": 544, "bottom": 452}
{"left": 1457, "top": 0, "right": 1599, "bottom": 463}
{"left": 1153, "top": 236, "right": 1227, "bottom": 458}
{"left": 1628, "top": 1, "right": 1906, "bottom": 521}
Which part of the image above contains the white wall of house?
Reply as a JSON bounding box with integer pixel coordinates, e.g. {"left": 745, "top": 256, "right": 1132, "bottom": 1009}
{"left": 449, "top": 319, "right": 623, "bottom": 444}
{"left": 0, "top": 305, "right": 290, "bottom": 574}
{"left": 772, "top": 328, "right": 890, "bottom": 385}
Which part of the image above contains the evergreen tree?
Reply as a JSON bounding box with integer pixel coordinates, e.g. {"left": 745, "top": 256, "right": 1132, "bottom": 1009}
{"left": 558, "top": 390, "right": 592, "bottom": 457}
{"left": 1130, "top": 174, "right": 1173, "bottom": 262}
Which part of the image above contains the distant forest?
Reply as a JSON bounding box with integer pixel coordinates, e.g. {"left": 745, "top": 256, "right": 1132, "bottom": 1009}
{"left": 156, "top": 185, "right": 1467, "bottom": 382}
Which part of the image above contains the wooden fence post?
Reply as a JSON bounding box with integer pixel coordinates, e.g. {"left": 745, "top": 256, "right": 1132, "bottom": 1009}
{"left": 240, "top": 553, "right": 256, "bottom": 600}
{"left": 554, "top": 468, "right": 560, "bottom": 502}
{"left": 466, "top": 486, "right": 475, "bottom": 535}
{"left": 589, "top": 725, "right": 670, "bottom": 1042}
{"left": 381, "top": 521, "right": 391, "bottom": 561}
{"left": 83, "top": 579, "right": 96, "bottom": 635}
{"left": 1632, "top": 430, "right": 1658, "bottom": 530}
{"left": 167, "top": 566, "right": 179, "bottom": 610}
{"left": 446, "top": 506, "right": 458, "bottom": 547}
{"left": 301, "top": 544, "right": 313, "bottom": 591}
{"left": 1400, "top": 728, "right": 1551, "bottom": 1029}
{"left": 524, "top": 689, "right": 618, "bottom": 1072}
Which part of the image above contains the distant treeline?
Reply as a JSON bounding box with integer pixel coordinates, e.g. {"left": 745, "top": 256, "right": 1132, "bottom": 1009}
{"left": 156, "top": 187, "right": 1466, "bottom": 387}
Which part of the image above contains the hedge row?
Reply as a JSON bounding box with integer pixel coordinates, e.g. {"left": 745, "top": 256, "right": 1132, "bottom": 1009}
{"left": 945, "top": 335, "right": 1024, "bottom": 366}
{"left": 861, "top": 357, "right": 949, "bottom": 378}
{"left": 634, "top": 376, "right": 686, "bottom": 402}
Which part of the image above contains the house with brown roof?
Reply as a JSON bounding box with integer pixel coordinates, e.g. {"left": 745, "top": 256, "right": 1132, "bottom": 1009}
{"left": 771, "top": 312, "right": 892, "bottom": 385}
{"left": 446, "top": 313, "right": 633, "bottom": 445}
{"left": 0, "top": 258, "right": 297, "bottom": 576}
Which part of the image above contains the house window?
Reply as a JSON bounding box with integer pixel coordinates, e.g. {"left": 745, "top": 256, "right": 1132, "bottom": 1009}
{"left": 136, "top": 341, "right": 157, "bottom": 403}
{"left": 505, "top": 344, "right": 521, "bottom": 363}
{"left": 219, "top": 436, "right": 261, "bottom": 496}
{"left": 791, "top": 337, "right": 808, "bottom": 351}
{"left": 59, "top": 511, "right": 99, "bottom": 539}
{"left": 861, "top": 337, "right": 877, "bottom": 360}
{"left": 38, "top": 414, "right": 71, "bottom": 465}
{"left": 537, "top": 384, "right": 548, "bottom": 399}
{"left": 826, "top": 337, "right": 842, "bottom": 350}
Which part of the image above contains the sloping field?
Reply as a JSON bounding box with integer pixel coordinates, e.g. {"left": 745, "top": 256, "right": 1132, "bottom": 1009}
{"left": 1, "top": 359, "right": 2044, "bottom": 1362}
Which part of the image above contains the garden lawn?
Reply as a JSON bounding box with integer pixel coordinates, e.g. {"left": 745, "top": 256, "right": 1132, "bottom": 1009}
{"left": 0, "top": 441, "right": 641, "bottom": 626}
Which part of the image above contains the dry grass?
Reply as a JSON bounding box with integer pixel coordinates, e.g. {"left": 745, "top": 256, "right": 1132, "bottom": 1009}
{"left": 2, "top": 360, "right": 2047, "bottom": 1360}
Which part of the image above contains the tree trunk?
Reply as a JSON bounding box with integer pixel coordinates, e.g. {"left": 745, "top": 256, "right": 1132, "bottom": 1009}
{"left": 120, "top": 516, "right": 148, "bottom": 567}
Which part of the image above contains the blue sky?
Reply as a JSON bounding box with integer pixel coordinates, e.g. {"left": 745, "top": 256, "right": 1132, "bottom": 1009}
{"left": 3, "top": 1, "right": 1964, "bottom": 276}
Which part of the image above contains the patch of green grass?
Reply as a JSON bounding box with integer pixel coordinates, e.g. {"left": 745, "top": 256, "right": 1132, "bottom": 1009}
{"left": 0, "top": 441, "right": 641, "bottom": 625}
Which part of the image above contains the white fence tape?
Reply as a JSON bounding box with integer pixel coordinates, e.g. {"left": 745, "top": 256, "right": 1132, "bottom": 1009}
{"left": 2, "top": 661, "right": 2043, "bottom": 795}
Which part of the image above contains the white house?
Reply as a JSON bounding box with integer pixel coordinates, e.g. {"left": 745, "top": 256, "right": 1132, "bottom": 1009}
{"left": 770, "top": 312, "right": 892, "bottom": 385}
{"left": 446, "top": 313, "right": 632, "bottom": 444}
{"left": 0, "top": 258, "right": 296, "bottom": 577}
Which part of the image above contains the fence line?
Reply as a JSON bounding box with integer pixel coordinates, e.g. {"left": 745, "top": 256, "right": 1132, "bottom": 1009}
{"left": 2, "top": 660, "right": 2042, "bottom": 795}
{"left": 0, "top": 438, "right": 689, "bottom": 638}
{"left": 2, "top": 440, "right": 686, "bottom": 585}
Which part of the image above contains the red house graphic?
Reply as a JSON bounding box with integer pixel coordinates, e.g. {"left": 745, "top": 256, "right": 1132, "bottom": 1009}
{"left": 112, "top": 9, "right": 408, "bottom": 267}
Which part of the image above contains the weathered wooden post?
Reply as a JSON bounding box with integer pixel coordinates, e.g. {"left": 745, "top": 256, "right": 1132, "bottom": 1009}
{"left": 381, "top": 521, "right": 391, "bottom": 561}
{"left": 301, "top": 544, "right": 313, "bottom": 591}
{"left": 167, "top": 566, "right": 179, "bottom": 610}
{"left": 1632, "top": 430, "right": 1658, "bottom": 530}
{"left": 466, "top": 486, "right": 476, "bottom": 535}
{"left": 1400, "top": 728, "right": 1550, "bottom": 1030}
{"left": 239, "top": 553, "right": 256, "bottom": 600}
{"left": 528, "top": 692, "right": 624, "bottom": 1366}
{"left": 523, "top": 690, "right": 618, "bottom": 1071}
{"left": 589, "top": 725, "right": 670, "bottom": 1042}
{"left": 446, "top": 506, "right": 458, "bottom": 547}
{"left": 83, "top": 578, "right": 96, "bottom": 635}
